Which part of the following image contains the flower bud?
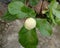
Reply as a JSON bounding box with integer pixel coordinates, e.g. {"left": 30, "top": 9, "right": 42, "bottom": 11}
{"left": 24, "top": 18, "right": 36, "bottom": 30}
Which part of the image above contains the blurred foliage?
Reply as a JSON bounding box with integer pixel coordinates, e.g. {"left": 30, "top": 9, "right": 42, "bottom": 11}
{"left": 1, "top": 0, "right": 60, "bottom": 48}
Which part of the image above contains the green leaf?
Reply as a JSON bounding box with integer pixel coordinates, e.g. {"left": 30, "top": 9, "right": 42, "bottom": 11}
{"left": 55, "top": 17, "right": 60, "bottom": 25}
{"left": 1, "top": 11, "right": 17, "bottom": 22}
{"left": 18, "top": 26, "right": 38, "bottom": 48}
{"left": 51, "top": 2, "right": 60, "bottom": 19}
{"left": 8, "top": 1, "right": 36, "bottom": 19}
{"left": 48, "top": 0, "right": 52, "bottom": 2}
{"left": 12, "top": 0, "right": 20, "bottom": 1}
{"left": 36, "top": 19, "right": 52, "bottom": 36}
{"left": 12, "top": 0, "right": 25, "bottom": 3}
{"left": 48, "top": 0, "right": 57, "bottom": 24}
{"left": 20, "top": 0, "right": 25, "bottom": 3}
{"left": 21, "top": 6, "right": 36, "bottom": 18}
{"left": 56, "top": 4, "right": 60, "bottom": 10}
{"left": 52, "top": 9, "right": 60, "bottom": 18}
{"left": 52, "top": 1, "right": 58, "bottom": 10}
{"left": 8, "top": 1, "right": 24, "bottom": 15}
{"left": 29, "top": 0, "right": 40, "bottom": 6}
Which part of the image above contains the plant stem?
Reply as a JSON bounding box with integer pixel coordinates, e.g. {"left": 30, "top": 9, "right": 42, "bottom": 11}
{"left": 49, "top": 0, "right": 56, "bottom": 25}
{"left": 49, "top": 8, "right": 56, "bottom": 25}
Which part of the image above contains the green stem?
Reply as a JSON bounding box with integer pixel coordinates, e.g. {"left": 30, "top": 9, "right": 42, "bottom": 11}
{"left": 49, "top": 8, "right": 56, "bottom": 25}
{"left": 49, "top": 0, "right": 57, "bottom": 25}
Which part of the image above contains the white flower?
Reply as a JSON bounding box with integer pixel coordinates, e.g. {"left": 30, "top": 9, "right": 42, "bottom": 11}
{"left": 24, "top": 18, "right": 36, "bottom": 30}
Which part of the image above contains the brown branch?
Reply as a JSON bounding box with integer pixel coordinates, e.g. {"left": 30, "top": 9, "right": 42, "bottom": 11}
{"left": 25, "top": 0, "right": 29, "bottom": 6}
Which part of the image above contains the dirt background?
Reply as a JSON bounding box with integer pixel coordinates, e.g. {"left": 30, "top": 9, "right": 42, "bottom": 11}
{"left": 0, "top": 19, "right": 60, "bottom": 48}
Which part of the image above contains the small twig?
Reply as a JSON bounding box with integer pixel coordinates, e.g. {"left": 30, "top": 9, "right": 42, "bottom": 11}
{"left": 25, "top": 0, "right": 29, "bottom": 6}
